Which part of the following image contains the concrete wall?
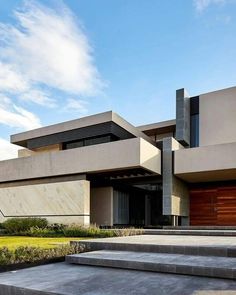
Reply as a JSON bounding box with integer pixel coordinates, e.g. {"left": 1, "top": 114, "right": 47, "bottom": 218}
{"left": 163, "top": 137, "right": 189, "bottom": 219}
{"left": 176, "top": 88, "right": 190, "bottom": 146}
{"left": 199, "top": 87, "right": 236, "bottom": 147}
{"left": 18, "top": 144, "right": 61, "bottom": 158}
{"left": 0, "top": 180, "right": 90, "bottom": 225}
{"left": 18, "top": 149, "right": 35, "bottom": 158}
{"left": 140, "top": 138, "right": 161, "bottom": 173}
{"left": 32, "top": 144, "right": 62, "bottom": 153}
{"left": 174, "top": 141, "right": 236, "bottom": 182}
{"left": 90, "top": 187, "right": 113, "bottom": 226}
{"left": 0, "top": 138, "right": 161, "bottom": 183}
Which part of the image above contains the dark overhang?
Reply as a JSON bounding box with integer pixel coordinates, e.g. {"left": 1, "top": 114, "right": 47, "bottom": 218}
{"left": 11, "top": 111, "right": 155, "bottom": 148}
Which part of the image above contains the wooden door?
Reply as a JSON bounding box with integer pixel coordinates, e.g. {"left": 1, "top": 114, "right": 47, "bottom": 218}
{"left": 190, "top": 189, "right": 217, "bottom": 225}
{"left": 217, "top": 187, "right": 236, "bottom": 225}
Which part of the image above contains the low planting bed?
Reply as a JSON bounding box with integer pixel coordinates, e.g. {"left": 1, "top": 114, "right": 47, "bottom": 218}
{"left": 0, "top": 243, "right": 82, "bottom": 272}
{"left": 0, "top": 218, "right": 143, "bottom": 272}
{"left": 0, "top": 218, "right": 143, "bottom": 238}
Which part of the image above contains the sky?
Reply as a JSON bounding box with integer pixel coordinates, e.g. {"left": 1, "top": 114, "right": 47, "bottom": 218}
{"left": 0, "top": 0, "right": 235, "bottom": 159}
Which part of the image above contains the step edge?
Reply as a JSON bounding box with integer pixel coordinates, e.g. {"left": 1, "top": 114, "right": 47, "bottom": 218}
{"left": 65, "top": 256, "right": 236, "bottom": 280}
{"left": 72, "top": 241, "right": 236, "bottom": 257}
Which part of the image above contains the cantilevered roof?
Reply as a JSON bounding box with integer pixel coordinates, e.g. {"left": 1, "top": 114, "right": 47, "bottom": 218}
{"left": 138, "top": 119, "right": 176, "bottom": 136}
{"left": 11, "top": 111, "right": 155, "bottom": 147}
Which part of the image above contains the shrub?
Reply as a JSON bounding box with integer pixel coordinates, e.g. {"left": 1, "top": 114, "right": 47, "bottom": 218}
{"left": 47, "top": 223, "right": 65, "bottom": 232}
{"left": 62, "top": 224, "right": 98, "bottom": 237}
{"left": 62, "top": 224, "right": 114, "bottom": 238}
{"left": 25, "top": 227, "right": 60, "bottom": 237}
{"left": 2, "top": 218, "right": 48, "bottom": 234}
{"left": 1, "top": 218, "right": 144, "bottom": 238}
{"left": 62, "top": 224, "right": 143, "bottom": 238}
{"left": 0, "top": 247, "right": 13, "bottom": 265}
{"left": 112, "top": 228, "right": 144, "bottom": 237}
{"left": 0, "top": 244, "right": 83, "bottom": 266}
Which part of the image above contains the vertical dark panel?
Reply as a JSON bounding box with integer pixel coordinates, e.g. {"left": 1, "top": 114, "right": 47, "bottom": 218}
{"left": 190, "top": 96, "right": 199, "bottom": 147}
{"left": 176, "top": 88, "right": 190, "bottom": 146}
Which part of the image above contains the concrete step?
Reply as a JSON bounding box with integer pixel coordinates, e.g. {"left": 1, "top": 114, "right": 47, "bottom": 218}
{"left": 72, "top": 235, "right": 236, "bottom": 257}
{"left": 162, "top": 226, "right": 236, "bottom": 230}
{"left": 144, "top": 229, "right": 236, "bottom": 236}
{"left": 66, "top": 250, "right": 236, "bottom": 280}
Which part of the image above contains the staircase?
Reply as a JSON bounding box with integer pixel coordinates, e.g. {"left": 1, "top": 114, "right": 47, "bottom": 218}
{"left": 66, "top": 233, "right": 236, "bottom": 280}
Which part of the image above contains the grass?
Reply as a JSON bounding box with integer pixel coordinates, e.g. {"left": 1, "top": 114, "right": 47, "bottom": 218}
{"left": 0, "top": 236, "right": 85, "bottom": 250}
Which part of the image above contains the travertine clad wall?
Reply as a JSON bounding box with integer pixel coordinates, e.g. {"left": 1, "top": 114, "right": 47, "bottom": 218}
{"left": 199, "top": 87, "right": 236, "bottom": 146}
{"left": 0, "top": 180, "right": 90, "bottom": 225}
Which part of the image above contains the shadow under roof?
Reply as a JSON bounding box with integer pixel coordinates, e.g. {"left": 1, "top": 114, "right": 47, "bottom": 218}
{"left": 11, "top": 111, "right": 155, "bottom": 148}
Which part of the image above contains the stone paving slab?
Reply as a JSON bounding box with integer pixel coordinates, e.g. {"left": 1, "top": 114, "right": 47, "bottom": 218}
{"left": 1, "top": 262, "right": 236, "bottom": 295}
{"left": 144, "top": 229, "right": 236, "bottom": 236}
{"left": 72, "top": 235, "right": 236, "bottom": 257}
{"left": 66, "top": 250, "right": 236, "bottom": 279}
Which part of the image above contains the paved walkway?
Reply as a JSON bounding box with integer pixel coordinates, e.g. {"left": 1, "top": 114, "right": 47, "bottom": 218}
{"left": 1, "top": 235, "right": 236, "bottom": 294}
{"left": 0, "top": 262, "right": 236, "bottom": 295}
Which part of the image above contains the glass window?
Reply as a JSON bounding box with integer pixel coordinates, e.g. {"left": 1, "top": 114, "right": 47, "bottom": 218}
{"left": 63, "top": 134, "right": 118, "bottom": 150}
{"left": 190, "top": 114, "right": 199, "bottom": 147}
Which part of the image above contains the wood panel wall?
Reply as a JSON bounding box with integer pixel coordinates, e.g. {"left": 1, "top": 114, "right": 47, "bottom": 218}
{"left": 217, "top": 187, "right": 236, "bottom": 225}
{"left": 190, "top": 186, "right": 236, "bottom": 226}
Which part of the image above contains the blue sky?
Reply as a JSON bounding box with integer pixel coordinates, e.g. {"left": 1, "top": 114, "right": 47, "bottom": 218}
{"left": 0, "top": 0, "right": 235, "bottom": 158}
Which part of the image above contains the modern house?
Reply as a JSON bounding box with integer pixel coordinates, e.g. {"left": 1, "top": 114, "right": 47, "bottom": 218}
{"left": 0, "top": 86, "right": 236, "bottom": 226}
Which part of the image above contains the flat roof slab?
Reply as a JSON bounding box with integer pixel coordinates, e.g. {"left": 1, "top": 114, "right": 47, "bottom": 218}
{"left": 0, "top": 262, "right": 236, "bottom": 295}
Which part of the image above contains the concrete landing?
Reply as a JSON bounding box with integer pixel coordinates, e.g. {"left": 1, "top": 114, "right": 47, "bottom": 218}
{"left": 1, "top": 262, "right": 236, "bottom": 295}
{"left": 144, "top": 229, "right": 236, "bottom": 236}
{"left": 71, "top": 235, "right": 236, "bottom": 257}
{"left": 66, "top": 250, "right": 236, "bottom": 279}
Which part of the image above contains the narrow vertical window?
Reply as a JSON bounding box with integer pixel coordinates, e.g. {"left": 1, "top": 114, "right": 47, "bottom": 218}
{"left": 190, "top": 96, "right": 199, "bottom": 147}
{"left": 190, "top": 114, "right": 199, "bottom": 147}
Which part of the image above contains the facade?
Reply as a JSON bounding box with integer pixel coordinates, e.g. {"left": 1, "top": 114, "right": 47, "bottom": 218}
{"left": 0, "top": 86, "right": 236, "bottom": 226}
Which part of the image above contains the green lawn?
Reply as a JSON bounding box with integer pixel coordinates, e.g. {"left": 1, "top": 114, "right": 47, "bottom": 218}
{"left": 0, "top": 236, "right": 84, "bottom": 250}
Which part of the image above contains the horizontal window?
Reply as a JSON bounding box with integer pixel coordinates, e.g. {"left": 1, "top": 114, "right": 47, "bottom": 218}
{"left": 63, "top": 134, "right": 118, "bottom": 150}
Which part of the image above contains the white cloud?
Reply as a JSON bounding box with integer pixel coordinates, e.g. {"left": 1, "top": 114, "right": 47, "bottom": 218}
{"left": 0, "top": 62, "right": 28, "bottom": 93}
{"left": 0, "top": 138, "right": 20, "bottom": 161}
{"left": 194, "top": 0, "right": 226, "bottom": 12}
{"left": 0, "top": 1, "right": 103, "bottom": 160}
{"left": 0, "top": 95, "right": 41, "bottom": 130}
{"left": 20, "top": 89, "right": 56, "bottom": 107}
{"left": 65, "top": 98, "right": 88, "bottom": 114}
{"left": 0, "top": 1, "right": 103, "bottom": 99}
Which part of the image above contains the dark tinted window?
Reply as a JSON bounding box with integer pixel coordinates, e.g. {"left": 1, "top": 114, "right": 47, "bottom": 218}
{"left": 63, "top": 134, "right": 118, "bottom": 150}
{"left": 190, "top": 114, "right": 199, "bottom": 147}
